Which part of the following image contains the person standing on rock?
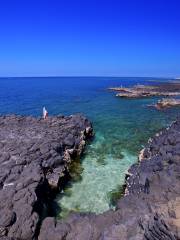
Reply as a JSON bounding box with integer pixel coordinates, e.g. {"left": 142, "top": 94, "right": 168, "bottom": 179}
{"left": 144, "top": 178, "right": 150, "bottom": 194}
{"left": 43, "top": 107, "right": 48, "bottom": 119}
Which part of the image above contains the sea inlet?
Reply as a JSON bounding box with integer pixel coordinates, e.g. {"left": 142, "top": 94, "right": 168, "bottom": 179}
{"left": 0, "top": 76, "right": 179, "bottom": 217}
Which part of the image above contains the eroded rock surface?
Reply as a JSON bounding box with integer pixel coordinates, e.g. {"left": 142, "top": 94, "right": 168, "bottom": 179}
{"left": 39, "top": 119, "right": 180, "bottom": 240}
{"left": 0, "top": 114, "right": 93, "bottom": 240}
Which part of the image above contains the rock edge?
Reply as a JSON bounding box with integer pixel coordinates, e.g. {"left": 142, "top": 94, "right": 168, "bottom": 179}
{"left": 0, "top": 114, "right": 93, "bottom": 240}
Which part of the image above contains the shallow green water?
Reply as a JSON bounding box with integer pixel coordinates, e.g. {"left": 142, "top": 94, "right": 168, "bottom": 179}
{"left": 58, "top": 152, "right": 136, "bottom": 216}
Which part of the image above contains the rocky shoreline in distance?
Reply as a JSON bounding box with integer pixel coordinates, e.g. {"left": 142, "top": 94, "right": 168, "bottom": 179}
{"left": 39, "top": 118, "right": 180, "bottom": 240}
{"left": 109, "top": 82, "right": 180, "bottom": 100}
{"left": 0, "top": 114, "right": 93, "bottom": 240}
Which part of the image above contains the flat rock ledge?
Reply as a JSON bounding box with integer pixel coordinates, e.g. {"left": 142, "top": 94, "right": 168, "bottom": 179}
{"left": 109, "top": 82, "right": 180, "bottom": 99}
{"left": 39, "top": 119, "right": 180, "bottom": 240}
{"left": 0, "top": 114, "right": 93, "bottom": 240}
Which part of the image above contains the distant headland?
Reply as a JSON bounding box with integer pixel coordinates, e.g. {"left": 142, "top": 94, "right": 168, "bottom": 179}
{"left": 109, "top": 82, "right": 180, "bottom": 110}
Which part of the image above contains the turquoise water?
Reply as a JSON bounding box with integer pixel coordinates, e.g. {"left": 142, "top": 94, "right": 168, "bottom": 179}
{"left": 0, "top": 77, "right": 179, "bottom": 217}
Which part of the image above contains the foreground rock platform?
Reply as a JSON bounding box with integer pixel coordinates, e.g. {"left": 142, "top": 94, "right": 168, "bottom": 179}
{"left": 39, "top": 119, "right": 180, "bottom": 240}
{"left": 0, "top": 114, "right": 93, "bottom": 239}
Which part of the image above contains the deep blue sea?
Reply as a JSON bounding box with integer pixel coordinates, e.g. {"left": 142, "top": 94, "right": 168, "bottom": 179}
{"left": 0, "top": 77, "right": 179, "bottom": 217}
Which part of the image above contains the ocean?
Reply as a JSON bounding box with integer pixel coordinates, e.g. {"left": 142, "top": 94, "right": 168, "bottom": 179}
{"left": 0, "top": 76, "right": 179, "bottom": 217}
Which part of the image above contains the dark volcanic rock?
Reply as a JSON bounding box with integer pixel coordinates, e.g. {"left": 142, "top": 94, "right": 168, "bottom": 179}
{"left": 1, "top": 114, "right": 180, "bottom": 240}
{"left": 39, "top": 119, "right": 180, "bottom": 240}
{"left": 0, "top": 114, "right": 93, "bottom": 240}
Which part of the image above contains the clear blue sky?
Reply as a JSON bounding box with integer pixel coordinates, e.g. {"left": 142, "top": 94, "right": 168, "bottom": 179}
{"left": 0, "top": 0, "right": 180, "bottom": 77}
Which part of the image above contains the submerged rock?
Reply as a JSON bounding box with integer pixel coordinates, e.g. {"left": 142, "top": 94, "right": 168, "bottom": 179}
{"left": 0, "top": 114, "right": 93, "bottom": 239}
{"left": 39, "top": 119, "right": 180, "bottom": 240}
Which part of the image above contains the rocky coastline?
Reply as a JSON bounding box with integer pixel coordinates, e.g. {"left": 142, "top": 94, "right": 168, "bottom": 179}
{"left": 39, "top": 118, "right": 180, "bottom": 240}
{"left": 0, "top": 114, "right": 93, "bottom": 240}
{"left": 109, "top": 82, "right": 180, "bottom": 99}
{"left": 0, "top": 114, "right": 180, "bottom": 240}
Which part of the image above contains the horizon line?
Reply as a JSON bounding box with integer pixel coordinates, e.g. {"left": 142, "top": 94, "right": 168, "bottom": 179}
{"left": 0, "top": 75, "right": 177, "bottom": 79}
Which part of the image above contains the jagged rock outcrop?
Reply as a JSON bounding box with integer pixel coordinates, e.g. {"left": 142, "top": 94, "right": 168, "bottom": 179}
{"left": 39, "top": 119, "right": 180, "bottom": 240}
{"left": 0, "top": 114, "right": 93, "bottom": 240}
